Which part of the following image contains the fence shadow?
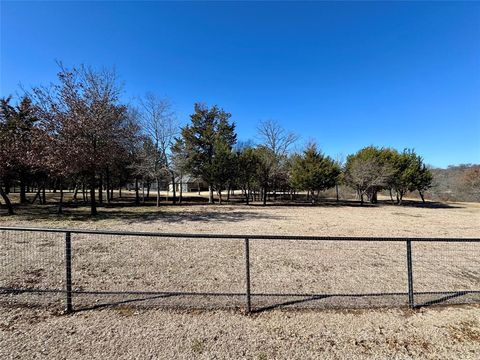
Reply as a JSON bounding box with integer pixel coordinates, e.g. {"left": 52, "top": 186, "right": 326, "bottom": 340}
{"left": 2, "top": 288, "right": 479, "bottom": 313}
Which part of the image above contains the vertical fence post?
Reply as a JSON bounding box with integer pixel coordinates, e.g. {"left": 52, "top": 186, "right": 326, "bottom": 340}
{"left": 65, "top": 231, "right": 73, "bottom": 313}
{"left": 406, "top": 240, "right": 414, "bottom": 309}
{"left": 244, "top": 238, "right": 251, "bottom": 314}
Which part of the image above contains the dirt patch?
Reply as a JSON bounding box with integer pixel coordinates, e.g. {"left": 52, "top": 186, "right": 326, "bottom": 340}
{"left": 449, "top": 320, "right": 480, "bottom": 343}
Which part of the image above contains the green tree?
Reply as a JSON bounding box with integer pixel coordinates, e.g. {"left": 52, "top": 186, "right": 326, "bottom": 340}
{"left": 236, "top": 147, "right": 260, "bottom": 204}
{"left": 344, "top": 146, "right": 394, "bottom": 204}
{"left": 409, "top": 157, "right": 433, "bottom": 203}
{"left": 178, "top": 103, "right": 237, "bottom": 204}
{"left": 384, "top": 149, "right": 433, "bottom": 204}
{"left": 290, "top": 143, "right": 341, "bottom": 201}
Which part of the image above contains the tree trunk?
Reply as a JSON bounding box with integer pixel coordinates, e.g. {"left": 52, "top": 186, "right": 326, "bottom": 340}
{"left": 142, "top": 181, "right": 145, "bottom": 204}
{"left": 0, "top": 184, "right": 14, "bottom": 215}
{"left": 156, "top": 177, "right": 161, "bottom": 207}
{"left": 106, "top": 169, "right": 111, "bottom": 204}
{"left": 135, "top": 177, "right": 140, "bottom": 206}
{"left": 389, "top": 189, "right": 395, "bottom": 204}
{"left": 31, "top": 188, "right": 41, "bottom": 204}
{"left": 419, "top": 190, "right": 425, "bottom": 203}
{"left": 4, "top": 179, "right": 10, "bottom": 194}
{"left": 98, "top": 176, "right": 103, "bottom": 204}
{"left": 208, "top": 185, "right": 214, "bottom": 204}
{"left": 358, "top": 189, "right": 364, "bottom": 205}
{"left": 119, "top": 186, "right": 122, "bottom": 198}
{"left": 171, "top": 173, "right": 177, "bottom": 204}
{"left": 335, "top": 184, "right": 339, "bottom": 202}
{"left": 90, "top": 173, "right": 97, "bottom": 216}
{"left": 263, "top": 186, "right": 267, "bottom": 206}
{"left": 58, "top": 180, "right": 64, "bottom": 214}
{"left": 179, "top": 174, "right": 183, "bottom": 204}
{"left": 146, "top": 182, "right": 151, "bottom": 200}
{"left": 72, "top": 183, "right": 79, "bottom": 202}
{"left": 42, "top": 185, "right": 46, "bottom": 205}
{"left": 19, "top": 177, "right": 27, "bottom": 204}
{"left": 218, "top": 190, "right": 222, "bottom": 205}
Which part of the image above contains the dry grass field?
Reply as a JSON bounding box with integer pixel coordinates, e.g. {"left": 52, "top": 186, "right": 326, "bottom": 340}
{"left": 1, "top": 198, "right": 479, "bottom": 359}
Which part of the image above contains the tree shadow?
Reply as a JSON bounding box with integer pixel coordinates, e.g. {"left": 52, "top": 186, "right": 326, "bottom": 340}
{"left": 247, "top": 199, "right": 461, "bottom": 209}
{"left": 1, "top": 195, "right": 464, "bottom": 221}
{"left": 10, "top": 205, "right": 281, "bottom": 224}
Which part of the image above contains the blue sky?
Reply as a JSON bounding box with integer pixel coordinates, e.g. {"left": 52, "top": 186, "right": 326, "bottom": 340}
{"left": 1, "top": 1, "right": 479, "bottom": 167}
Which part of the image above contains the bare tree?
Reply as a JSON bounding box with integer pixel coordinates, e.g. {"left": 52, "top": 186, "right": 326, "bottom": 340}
{"left": 139, "top": 93, "right": 178, "bottom": 206}
{"left": 461, "top": 167, "right": 480, "bottom": 201}
{"left": 256, "top": 119, "right": 298, "bottom": 203}
{"left": 257, "top": 119, "right": 298, "bottom": 157}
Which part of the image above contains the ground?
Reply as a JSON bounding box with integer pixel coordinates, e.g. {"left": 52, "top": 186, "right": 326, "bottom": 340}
{"left": 0, "top": 196, "right": 479, "bottom": 359}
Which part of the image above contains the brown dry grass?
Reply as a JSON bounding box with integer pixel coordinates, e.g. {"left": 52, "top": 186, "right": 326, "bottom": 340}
{"left": 1, "top": 201, "right": 479, "bottom": 358}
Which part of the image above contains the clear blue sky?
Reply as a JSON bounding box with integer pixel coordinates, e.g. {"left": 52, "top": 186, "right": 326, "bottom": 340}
{"left": 1, "top": 1, "right": 479, "bottom": 167}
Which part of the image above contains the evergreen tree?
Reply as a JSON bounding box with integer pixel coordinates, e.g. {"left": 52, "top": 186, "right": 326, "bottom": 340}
{"left": 290, "top": 143, "right": 341, "bottom": 201}
{"left": 344, "top": 146, "right": 395, "bottom": 204}
{"left": 236, "top": 147, "right": 260, "bottom": 204}
{"left": 178, "top": 103, "right": 236, "bottom": 203}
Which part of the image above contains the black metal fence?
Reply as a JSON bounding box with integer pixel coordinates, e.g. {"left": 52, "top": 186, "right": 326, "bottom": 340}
{"left": 0, "top": 226, "right": 479, "bottom": 314}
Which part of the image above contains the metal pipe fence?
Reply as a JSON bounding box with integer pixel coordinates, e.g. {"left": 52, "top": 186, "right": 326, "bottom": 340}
{"left": 0, "top": 226, "right": 479, "bottom": 314}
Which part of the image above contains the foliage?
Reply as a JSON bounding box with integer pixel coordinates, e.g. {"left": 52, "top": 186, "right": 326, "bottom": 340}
{"left": 0, "top": 63, "right": 459, "bottom": 215}
{"left": 290, "top": 143, "right": 340, "bottom": 198}
{"left": 177, "top": 103, "right": 236, "bottom": 203}
{"left": 344, "top": 146, "right": 395, "bottom": 204}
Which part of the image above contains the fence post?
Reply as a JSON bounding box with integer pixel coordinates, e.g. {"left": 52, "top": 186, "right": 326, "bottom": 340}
{"left": 65, "top": 231, "right": 73, "bottom": 313}
{"left": 406, "top": 240, "right": 414, "bottom": 309}
{"left": 244, "top": 238, "right": 251, "bottom": 314}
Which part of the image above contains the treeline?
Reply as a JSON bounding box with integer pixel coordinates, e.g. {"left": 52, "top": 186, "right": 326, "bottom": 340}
{"left": 429, "top": 165, "right": 480, "bottom": 202}
{"left": 0, "top": 64, "right": 438, "bottom": 215}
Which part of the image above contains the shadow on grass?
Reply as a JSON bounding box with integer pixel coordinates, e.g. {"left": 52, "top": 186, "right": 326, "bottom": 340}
{"left": 1, "top": 197, "right": 462, "bottom": 219}
{"left": 1, "top": 204, "right": 282, "bottom": 224}
{"left": 2, "top": 288, "right": 479, "bottom": 313}
{"left": 243, "top": 199, "right": 461, "bottom": 209}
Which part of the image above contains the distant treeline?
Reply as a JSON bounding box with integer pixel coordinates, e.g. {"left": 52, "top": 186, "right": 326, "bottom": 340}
{"left": 0, "top": 64, "right": 478, "bottom": 215}
{"left": 428, "top": 165, "right": 480, "bottom": 203}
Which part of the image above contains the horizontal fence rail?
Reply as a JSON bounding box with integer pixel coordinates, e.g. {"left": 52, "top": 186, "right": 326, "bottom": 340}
{"left": 0, "top": 226, "right": 479, "bottom": 314}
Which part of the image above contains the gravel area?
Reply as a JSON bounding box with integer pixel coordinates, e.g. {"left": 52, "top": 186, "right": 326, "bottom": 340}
{"left": 1, "top": 201, "right": 479, "bottom": 358}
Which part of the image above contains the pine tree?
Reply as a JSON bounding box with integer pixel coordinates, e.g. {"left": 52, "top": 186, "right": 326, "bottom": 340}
{"left": 178, "top": 103, "right": 237, "bottom": 204}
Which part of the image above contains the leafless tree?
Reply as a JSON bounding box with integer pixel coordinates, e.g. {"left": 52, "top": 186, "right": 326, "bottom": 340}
{"left": 257, "top": 119, "right": 298, "bottom": 157}
{"left": 256, "top": 119, "right": 298, "bottom": 203}
{"left": 139, "top": 93, "right": 178, "bottom": 206}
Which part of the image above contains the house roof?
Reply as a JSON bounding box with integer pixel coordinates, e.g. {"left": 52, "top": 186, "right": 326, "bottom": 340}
{"left": 170, "top": 174, "right": 204, "bottom": 183}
